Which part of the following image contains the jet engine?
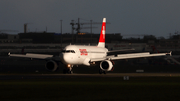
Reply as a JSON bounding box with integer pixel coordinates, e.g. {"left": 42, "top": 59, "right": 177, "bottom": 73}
{"left": 100, "top": 60, "right": 113, "bottom": 71}
{"left": 45, "top": 60, "right": 58, "bottom": 72}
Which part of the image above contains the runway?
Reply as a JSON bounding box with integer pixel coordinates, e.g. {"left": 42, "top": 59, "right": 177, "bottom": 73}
{"left": 0, "top": 73, "right": 180, "bottom": 80}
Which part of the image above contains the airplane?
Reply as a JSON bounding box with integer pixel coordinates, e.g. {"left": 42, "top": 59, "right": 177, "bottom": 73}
{"left": 8, "top": 18, "right": 172, "bottom": 74}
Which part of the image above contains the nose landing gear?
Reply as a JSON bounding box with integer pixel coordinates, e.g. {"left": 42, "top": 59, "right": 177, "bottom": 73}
{"left": 99, "top": 69, "right": 106, "bottom": 74}
{"left": 63, "top": 64, "right": 73, "bottom": 74}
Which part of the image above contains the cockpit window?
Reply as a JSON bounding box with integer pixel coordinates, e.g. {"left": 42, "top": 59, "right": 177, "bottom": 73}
{"left": 62, "top": 50, "right": 75, "bottom": 53}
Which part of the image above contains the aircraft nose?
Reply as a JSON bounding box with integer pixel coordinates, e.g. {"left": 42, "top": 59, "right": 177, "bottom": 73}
{"left": 62, "top": 54, "right": 69, "bottom": 64}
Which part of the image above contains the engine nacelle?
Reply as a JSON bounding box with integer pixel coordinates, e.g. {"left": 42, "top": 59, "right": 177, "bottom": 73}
{"left": 100, "top": 60, "right": 113, "bottom": 71}
{"left": 45, "top": 60, "right": 58, "bottom": 72}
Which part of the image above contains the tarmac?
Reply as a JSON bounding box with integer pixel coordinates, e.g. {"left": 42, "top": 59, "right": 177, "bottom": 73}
{"left": 1, "top": 56, "right": 180, "bottom": 80}
{"left": 0, "top": 73, "right": 180, "bottom": 80}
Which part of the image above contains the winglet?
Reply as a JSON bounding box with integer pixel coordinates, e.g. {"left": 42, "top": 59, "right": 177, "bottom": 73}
{"left": 8, "top": 52, "right": 10, "bottom": 56}
{"left": 166, "top": 51, "right": 172, "bottom": 56}
{"left": 170, "top": 51, "right": 172, "bottom": 56}
{"left": 97, "top": 18, "right": 106, "bottom": 48}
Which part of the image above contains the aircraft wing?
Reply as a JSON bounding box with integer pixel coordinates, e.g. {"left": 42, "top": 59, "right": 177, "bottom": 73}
{"left": 90, "top": 52, "right": 171, "bottom": 62}
{"left": 8, "top": 53, "right": 53, "bottom": 59}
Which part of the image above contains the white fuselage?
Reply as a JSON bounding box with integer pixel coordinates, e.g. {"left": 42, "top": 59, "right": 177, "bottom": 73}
{"left": 61, "top": 45, "right": 108, "bottom": 65}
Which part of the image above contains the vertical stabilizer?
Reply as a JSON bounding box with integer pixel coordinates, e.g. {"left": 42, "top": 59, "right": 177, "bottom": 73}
{"left": 97, "top": 18, "right": 106, "bottom": 48}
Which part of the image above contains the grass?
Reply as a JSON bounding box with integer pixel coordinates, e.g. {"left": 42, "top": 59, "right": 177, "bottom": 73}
{"left": 0, "top": 77, "right": 180, "bottom": 101}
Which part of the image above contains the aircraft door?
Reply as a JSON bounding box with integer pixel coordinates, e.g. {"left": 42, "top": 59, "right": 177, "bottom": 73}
{"left": 76, "top": 49, "right": 82, "bottom": 64}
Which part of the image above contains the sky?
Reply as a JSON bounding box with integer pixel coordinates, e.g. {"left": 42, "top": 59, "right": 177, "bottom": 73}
{"left": 0, "top": 0, "right": 180, "bottom": 38}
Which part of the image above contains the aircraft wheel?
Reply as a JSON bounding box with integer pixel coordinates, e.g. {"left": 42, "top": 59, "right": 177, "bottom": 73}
{"left": 99, "top": 69, "right": 103, "bottom": 74}
{"left": 68, "top": 70, "right": 73, "bottom": 74}
{"left": 63, "top": 68, "right": 73, "bottom": 74}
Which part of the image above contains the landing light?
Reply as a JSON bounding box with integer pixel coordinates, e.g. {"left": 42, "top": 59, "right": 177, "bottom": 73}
{"left": 67, "top": 64, "right": 71, "bottom": 68}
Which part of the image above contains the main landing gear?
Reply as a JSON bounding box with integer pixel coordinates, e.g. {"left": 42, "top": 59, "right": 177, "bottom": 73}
{"left": 63, "top": 64, "right": 73, "bottom": 74}
{"left": 99, "top": 69, "right": 106, "bottom": 74}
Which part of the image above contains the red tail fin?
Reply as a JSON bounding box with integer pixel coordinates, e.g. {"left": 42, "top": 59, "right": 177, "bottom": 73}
{"left": 97, "top": 18, "right": 106, "bottom": 47}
